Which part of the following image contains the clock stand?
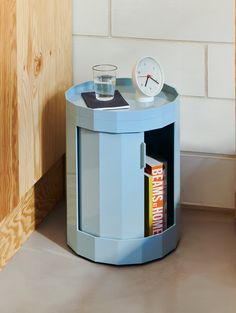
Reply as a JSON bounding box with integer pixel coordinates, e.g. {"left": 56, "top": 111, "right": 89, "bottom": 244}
{"left": 135, "top": 91, "right": 154, "bottom": 103}
{"left": 65, "top": 78, "right": 180, "bottom": 265}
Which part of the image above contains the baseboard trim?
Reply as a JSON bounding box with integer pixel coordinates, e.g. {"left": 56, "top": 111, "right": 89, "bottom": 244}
{"left": 0, "top": 156, "right": 65, "bottom": 270}
{"left": 181, "top": 202, "right": 235, "bottom": 214}
{"left": 181, "top": 153, "right": 235, "bottom": 209}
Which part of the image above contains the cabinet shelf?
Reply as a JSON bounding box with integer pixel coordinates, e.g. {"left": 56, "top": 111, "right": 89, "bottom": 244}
{"left": 66, "top": 78, "right": 180, "bottom": 265}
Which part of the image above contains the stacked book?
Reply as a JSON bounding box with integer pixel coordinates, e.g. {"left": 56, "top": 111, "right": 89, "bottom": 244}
{"left": 144, "top": 156, "right": 167, "bottom": 236}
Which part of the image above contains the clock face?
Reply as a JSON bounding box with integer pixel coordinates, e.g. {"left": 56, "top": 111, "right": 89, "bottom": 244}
{"left": 134, "top": 57, "right": 164, "bottom": 97}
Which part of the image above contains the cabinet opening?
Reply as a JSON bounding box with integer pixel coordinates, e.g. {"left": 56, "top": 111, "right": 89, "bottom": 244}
{"left": 144, "top": 123, "right": 175, "bottom": 229}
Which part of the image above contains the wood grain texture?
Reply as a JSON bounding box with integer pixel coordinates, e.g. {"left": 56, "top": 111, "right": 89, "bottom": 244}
{"left": 17, "top": 0, "right": 72, "bottom": 197}
{"left": 0, "top": 156, "right": 65, "bottom": 270}
{"left": 0, "top": 0, "right": 19, "bottom": 222}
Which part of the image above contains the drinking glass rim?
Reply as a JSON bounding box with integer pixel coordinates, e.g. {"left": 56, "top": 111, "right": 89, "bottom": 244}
{"left": 92, "top": 64, "right": 118, "bottom": 71}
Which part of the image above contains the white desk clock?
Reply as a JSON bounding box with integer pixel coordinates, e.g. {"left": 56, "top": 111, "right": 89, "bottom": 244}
{"left": 132, "top": 56, "right": 164, "bottom": 102}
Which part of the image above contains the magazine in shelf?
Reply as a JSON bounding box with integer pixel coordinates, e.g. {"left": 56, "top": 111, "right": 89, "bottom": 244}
{"left": 144, "top": 156, "right": 167, "bottom": 236}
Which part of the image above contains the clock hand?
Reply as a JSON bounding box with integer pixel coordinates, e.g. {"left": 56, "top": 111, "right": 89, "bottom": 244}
{"left": 149, "top": 76, "right": 159, "bottom": 84}
{"left": 144, "top": 74, "right": 152, "bottom": 87}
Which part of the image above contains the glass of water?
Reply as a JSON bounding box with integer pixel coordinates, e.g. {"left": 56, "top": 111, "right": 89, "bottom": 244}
{"left": 93, "top": 64, "right": 117, "bottom": 101}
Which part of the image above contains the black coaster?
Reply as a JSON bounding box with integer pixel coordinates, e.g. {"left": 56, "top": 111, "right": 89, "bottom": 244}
{"left": 81, "top": 90, "right": 130, "bottom": 110}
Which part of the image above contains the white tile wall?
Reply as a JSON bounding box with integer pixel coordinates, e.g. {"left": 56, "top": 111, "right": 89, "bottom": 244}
{"left": 72, "top": 0, "right": 235, "bottom": 208}
{"left": 73, "top": 36, "right": 205, "bottom": 96}
{"left": 112, "top": 0, "right": 235, "bottom": 43}
{"left": 180, "top": 97, "right": 235, "bottom": 155}
{"left": 181, "top": 153, "right": 235, "bottom": 209}
{"left": 73, "top": 0, "right": 109, "bottom": 36}
{"left": 208, "top": 44, "right": 235, "bottom": 99}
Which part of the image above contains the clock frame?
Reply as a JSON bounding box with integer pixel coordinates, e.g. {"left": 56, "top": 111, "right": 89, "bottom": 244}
{"left": 132, "top": 56, "right": 164, "bottom": 102}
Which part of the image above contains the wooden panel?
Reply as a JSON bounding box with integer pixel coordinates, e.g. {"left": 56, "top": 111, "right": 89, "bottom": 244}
{"left": 17, "top": 0, "right": 72, "bottom": 197}
{"left": 0, "top": 0, "right": 19, "bottom": 221}
{"left": 0, "top": 156, "right": 65, "bottom": 270}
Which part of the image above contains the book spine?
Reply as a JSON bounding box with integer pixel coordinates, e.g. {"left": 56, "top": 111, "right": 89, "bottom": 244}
{"left": 145, "top": 161, "right": 167, "bottom": 235}
{"left": 151, "top": 165, "right": 164, "bottom": 235}
{"left": 163, "top": 163, "right": 167, "bottom": 230}
{"left": 144, "top": 174, "right": 153, "bottom": 237}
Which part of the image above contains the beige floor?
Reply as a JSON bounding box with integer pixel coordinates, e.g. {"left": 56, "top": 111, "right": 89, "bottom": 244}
{"left": 0, "top": 202, "right": 236, "bottom": 313}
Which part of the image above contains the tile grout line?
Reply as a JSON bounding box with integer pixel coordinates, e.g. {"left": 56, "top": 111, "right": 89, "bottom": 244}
{"left": 108, "top": 0, "right": 112, "bottom": 37}
{"left": 181, "top": 150, "right": 236, "bottom": 159}
{"left": 181, "top": 95, "right": 235, "bottom": 101}
{"left": 205, "top": 44, "right": 209, "bottom": 97}
{"left": 72, "top": 33, "right": 235, "bottom": 46}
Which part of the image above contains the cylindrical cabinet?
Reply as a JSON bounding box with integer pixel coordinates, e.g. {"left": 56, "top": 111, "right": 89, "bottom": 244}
{"left": 65, "top": 78, "right": 180, "bottom": 265}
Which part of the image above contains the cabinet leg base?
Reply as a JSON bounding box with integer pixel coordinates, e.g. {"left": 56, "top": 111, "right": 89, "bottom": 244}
{"left": 67, "top": 224, "right": 180, "bottom": 265}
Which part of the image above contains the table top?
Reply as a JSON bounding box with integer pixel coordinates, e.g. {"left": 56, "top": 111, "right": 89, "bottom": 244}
{"left": 66, "top": 78, "right": 177, "bottom": 109}
{"left": 65, "top": 78, "right": 179, "bottom": 133}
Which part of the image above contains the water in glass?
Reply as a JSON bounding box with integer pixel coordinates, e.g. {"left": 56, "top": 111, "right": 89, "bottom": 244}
{"left": 94, "top": 74, "right": 116, "bottom": 101}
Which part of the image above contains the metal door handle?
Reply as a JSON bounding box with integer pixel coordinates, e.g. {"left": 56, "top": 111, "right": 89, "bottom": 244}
{"left": 140, "top": 142, "right": 146, "bottom": 169}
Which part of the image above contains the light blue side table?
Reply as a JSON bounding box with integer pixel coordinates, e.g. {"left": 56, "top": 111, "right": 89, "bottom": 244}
{"left": 65, "top": 78, "right": 180, "bottom": 265}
